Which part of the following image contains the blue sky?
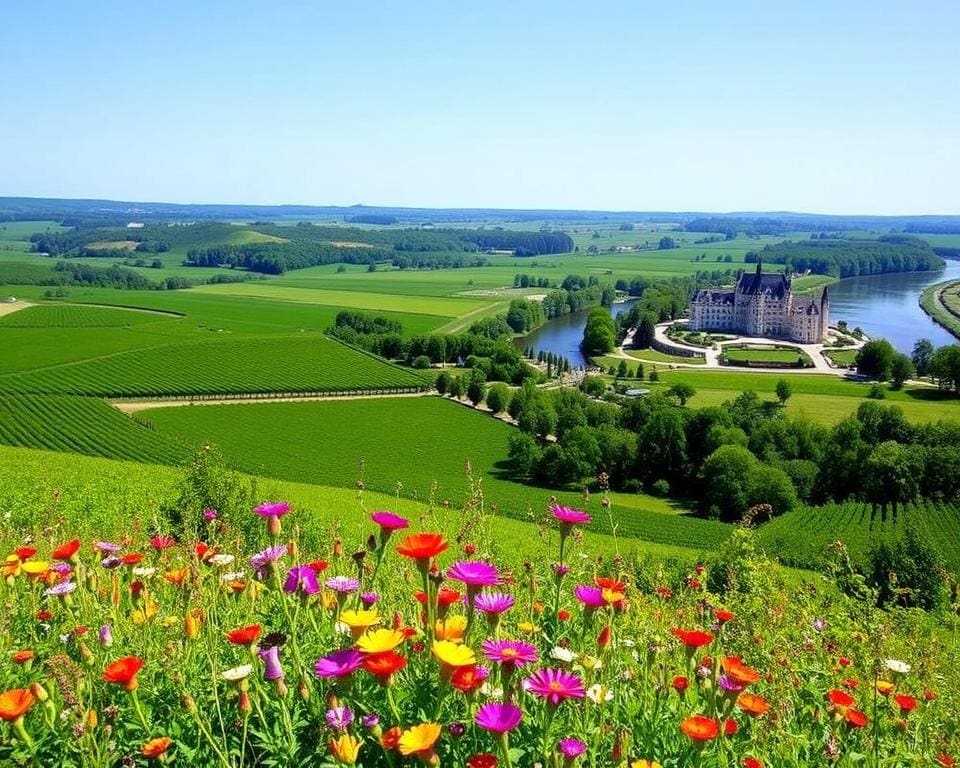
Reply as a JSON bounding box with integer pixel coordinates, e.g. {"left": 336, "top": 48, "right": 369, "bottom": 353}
{"left": 1, "top": 1, "right": 957, "bottom": 214}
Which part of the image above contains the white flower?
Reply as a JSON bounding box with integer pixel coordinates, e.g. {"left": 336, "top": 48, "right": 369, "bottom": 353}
{"left": 550, "top": 646, "right": 578, "bottom": 663}
{"left": 479, "top": 682, "right": 504, "bottom": 698}
{"left": 223, "top": 571, "right": 246, "bottom": 581}
{"left": 222, "top": 664, "right": 253, "bottom": 682}
{"left": 883, "top": 659, "right": 911, "bottom": 675}
{"left": 586, "top": 683, "right": 613, "bottom": 704}
{"left": 209, "top": 554, "right": 235, "bottom": 567}
{"left": 618, "top": 639, "right": 636, "bottom": 648}
{"left": 132, "top": 567, "right": 156, "bottom": 578}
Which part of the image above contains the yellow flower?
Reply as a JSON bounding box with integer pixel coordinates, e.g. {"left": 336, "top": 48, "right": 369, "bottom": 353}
{"left": 876, "top": 680, "right": 896, "bottom": 695}
{"left": 340, "top": 609, "right": 380, "bottom": 639}
{"left": 357, "top": 628, "right": 405, "bottom": 654}
{"left": 2, "top": 555, "right": 20, "bottom": 579}
{"left": 398, "top": 722, "right": 441, "bottom": 757}
{"left": 631, "top": 761, "right": 662, "bottom": 768}
{"left": 164, "top": 568, "right": 190, "bottom": 587}
{"left": 601, "top": 588, "right": 625, "bottom": 605}
{"left": 132, "top": 599, "right": 159, "bottom": 625}
{"left": 432, "top": 640, "right": 475, "bottom": 668}
{"left": 434, "top": 615, "right": 467, "bottom": 642}
{"left": 184, "top": 612, "right": 201, "bottom": 640}
{"left": 321, "top": 591, "right": 338, "bottom": 610}
{"left": 518, "top": 621, "right": 539, "bottom": 634}
{"left": 21, "top": 561, "right": 50, "bottom": 578}
{"left": 328, "top": 733, "right": 361, "bottom": 764}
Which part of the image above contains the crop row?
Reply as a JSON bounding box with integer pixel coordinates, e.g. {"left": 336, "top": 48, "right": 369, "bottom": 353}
{"left": 0, "top": 335, "right": 427, "bottom": 397}
{"left": 0, "top": 303, "right": 163, "bottom": 328}
{"left": 0, "top": 394, "right": 189, "bottom": 465}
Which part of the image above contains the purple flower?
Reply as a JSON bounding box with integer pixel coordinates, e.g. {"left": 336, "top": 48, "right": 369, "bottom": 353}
{"left": 475, "top": 701, "right": 523, "bottom": 733}
{"left": 326, "top": 705, "right": 353, "bottom": 731}
{"left": 553, "top": 563, "right": 571, "bottom": 577}
{"left": 101, "top": 556, "right": 122, "bottom": 570}
{"left": 95, "top": 541, "right": 121, "bottom": 554}
{"left": 50, "top": 563, "right": 72, "bottom": 576}
{"left": 446, "top": 560, "right": 499, "bottom": 588}
{"left": 325, "top": 576, "right": 359, "bottom": 594}
{"left": 447, "top": 722, "right": 466, "bottom": 738}
{"left": 314, "top": 648, "right": 363, "bottom": 678}
{"left": 254, "top": 502, "right": 291, "bottom": 518}
{"left": 813, "top": 618, "right": 826, "bottom": 632}
{"left": 361, "top": 713, "right": 380, "bottom": 729}
{"left": 719, "top": 674, "right": 744, "bottom": 693}
{"left": 482, "top": 639, "right": 539, "bottom": 667}
{"left": 523, "top": 668, "right": 586, "bottom": 705}
{"left": 284, "top": 565, "right": 320, "bottom": 595}
{"left": 98, "top": 624, "right": 113, "bottom": 647}
{"left": 44, "top": 581, "right": 76, "bottom": 597}
{"left": 361, "top": 591, "right": 380, "bottom": 607}
{"left": 550, "top": 505, "right": 591, "bottom": 526}
{"left": 258, "top": 645, "right": 284, "bottom": 681}
{"left": 203, "top": 508, "right": 219, "bottom": 521}
{"left": 370, "top": 511, "right": 409, "bottom": 531}
{"left": 559, "top": 738, "right": 587, "bottom": 760}
{"left": 573, "top": 585, "right": 605, "bottom": 608}
{"left": 250, "top": 545, "right": 288, "bottom": 574}
{"left": 474, "top": 592, "right": 515, "bottom": 614}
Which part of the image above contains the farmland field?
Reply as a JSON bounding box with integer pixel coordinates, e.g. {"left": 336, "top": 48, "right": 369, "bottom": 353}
{"left": 0, "top": 394, "right": 189, "bottom": 464}
{"left": 0, "top": 303, "right": 171, "bottom": 327}
{"left": 757, "top": 500, "right": 960, "bottom": 572}
{"left": 0, "top": 335, "right": 428, "bottom": 396}
{"left": 143, "top": 395, "right": 733, "bottom": 550}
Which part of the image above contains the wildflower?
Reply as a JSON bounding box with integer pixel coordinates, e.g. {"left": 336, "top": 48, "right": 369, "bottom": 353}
{"left": 12, "top": 650, "right": 34, "bottom": 665}
{"left": 482, "top": 639, "right": 538, "bottom": 667}
{"left": 475, "top": 701, "right": 522, "bottom": 733}
{"left": 370, "top": 511, "right": 409, "bottom": 546}
{"left": 451, "top": 664, "right": 488, "bottom": 693}
{"left": 587, "top": 683, "right": 614, "bottom": 703}
{"left": 258, "top": 646, "right": 284, "bottom": 681}
{"left": 362, "top": 713, "right": 380, "bottom": 729}
{"left": 142, "top": 737, "right": 173, "bottom": 759}
{"left": 574, "top": 585, "right": 606, "bottom": 608}
{"left": 447, "top": 560, "right": 499, "bottom": 588}
{"left": 255, "top": 502, "right": 291, "bottom": 518}
{"left": 340, "top": 609, "right": 380, "bottom": 638}
{"left": 22, "top": 560, "right": 50, "bottom": 578}
{"left": 551, "top": 505, "right": 591, "bottom": 528}
{"left": 326, "top": 576, "right": 360, "bottom": 593}
{"left": 222, "top": 664, "right": 253, "bottom": 682}
{"left": 361, "top": 591, "right": 380, "bottom": 607}
{"left": 328, "top": 733, "right": 361, "bottom": 764}
{"left": 326, "top": 705, "right": 353, "bottom": 732}
{"left": 714, "top": 609, "right": 735, "bottom": 624}
{"left": 357, "top": 628, "right": 405, "bottom": 654}
{"left": 396, "top": 533, "right": 448, "bottom": 566}
{"left": 894, "top": 694, "right": 917, "bottom": 713}
{"left": 737, "top": 692, "right": 770, "bottom": 716}
{"left": 0, "top": 689, "right": 34, "bottom": 721}
{"left": 523, "top": 668, "right": 586, "bottom": 705}
{"left": 249, "top": 545, "right": 287, "bottom": 577}
{"left": 673, "top": 675, "right": 689, "bottom": 693}
{"left": 227, "top": 625, "right": 261, "bottom": 646}
{"left": 433, "top": 640, "right": 476, "bottom": 670}
{"left": 550, "top": 646, "right": 578, "bottom": 663}
{"left": 44, "top": 581, "right": 77, "bottom": 599}
{"left": 150, "top": 535, "right": 176, "bottom": 551}
{"left": 845, "top": 709, "right": 868, "bottom": 728}
{"left": 431, "top": 615, "right": 465, "bottom": 642}
{"left": 15, "top": 546, "right": 38, "bottom": 560}
{"left": 52, "top": 539, "right": 80, "bottom": 562}
{"left": 672, "top": 628, "right": 715, "bottom": 649}
{"left": 315, "top": 648, "right": 364, "bottom": 678}
{"left": 828, "top": 689, "right": 855, "bottom": 708}
{"left": 743, "top": 759, "right": 763, "bottom": 768}
{"left": 398, "top": 722, "right": 442, "bottom": 758}
{"left": 468, "top": 754, "right": 498, "bottom": 768}
{"left": 203, "top": 508, "right": 218, "bottom": 520}
{"left": 631, "top": 762, "right": 662, "bottom": 768}
{"left": 560, "top": 738, "right": 587, "bottom": 762}
{"left": 876, "top": 680, "right": 896, "bottom": 696}
{"left": 883, "top": 658, "right": 911, "bottom": 675}
{"left": 937, "top": 756, "right": 955, "bottom": 767}
{"left": 363, "top": 651, "right": 407, "bottom": 683}
{"left": 680, "top": 715, "right": 719, "bottom": 742}
{"left": 103, "top": 657, "right": 144, "bottom": 692}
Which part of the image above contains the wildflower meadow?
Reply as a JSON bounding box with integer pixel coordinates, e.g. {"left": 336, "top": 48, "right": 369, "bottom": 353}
{"left": 1, "top": 498, "right": 958, "bottom": 767}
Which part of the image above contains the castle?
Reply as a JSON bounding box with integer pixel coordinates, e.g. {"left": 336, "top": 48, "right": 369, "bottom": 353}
{"left": 688, "top": 262, "right": 828, "bottom": 343}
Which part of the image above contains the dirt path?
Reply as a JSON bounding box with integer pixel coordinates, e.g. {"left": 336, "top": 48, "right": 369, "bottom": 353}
{"left": 112, "top": 389, "right": 432, "bottom": 414}
{"left": 0, "top": 300, "right": 33, "bottom": 318}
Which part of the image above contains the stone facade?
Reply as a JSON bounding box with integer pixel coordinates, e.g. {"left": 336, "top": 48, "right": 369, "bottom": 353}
{"left": 688, "top": 262, "right": 828, "bottom": 343}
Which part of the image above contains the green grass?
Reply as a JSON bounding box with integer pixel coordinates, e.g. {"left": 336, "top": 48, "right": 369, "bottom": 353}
{"left": 0, "top": 335, "right": 427, "bottom": 397}
{"left": 758, "top": 500, "right": 960, "bottom": 572}
{"left": 0, "top": 303, "right": 168, "bottom": 327}
{"left": 722, "top": 344, "right": 809, "bottom": 365}
{"left": 143, "top": 396, "right": 732, "bottom": 550}
{"left": 920, "top": 279, "right": 960, "bottom": 340}
{"left": 0, "top": 220, "right": 68, "bottom": 240}
{"left": 0, "top": 394, "right": 189, "bottom": 464}
{"left": 791, "top": 274, "right": 837, "bottom": 293}
{"left": 823, "top": 348, "right": 859, "bottom": 367}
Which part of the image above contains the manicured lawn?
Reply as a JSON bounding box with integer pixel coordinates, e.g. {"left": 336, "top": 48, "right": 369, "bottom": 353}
{"left": 823, "top": 348, "right": 858, "bottom": 367}
{"left": 722, "top": 344, "right": 809, "bottom": 365}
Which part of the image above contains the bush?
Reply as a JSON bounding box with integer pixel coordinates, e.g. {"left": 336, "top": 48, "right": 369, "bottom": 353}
{"left": 869, "top": 528, "right": 949, "bottom": 610}
{"left": 868, "top": 383, "right": 886, "bottom": 400}
{"left": 651, "top": 478, "right": 670, "bottom": 496}
{"left": 412, "top": 355, "right": 432, "bottom": 369}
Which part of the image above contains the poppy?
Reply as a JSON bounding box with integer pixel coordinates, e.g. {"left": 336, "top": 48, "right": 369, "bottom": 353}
{"left": 396, "top": 533, "right": 448, "bottom": 562}
{"left": 672, "top": 628, "right": 715, "bottom": 649}
{"left": 828, "top": 689, "right": 855, "bottom": 708}
{"left": 680, "top": 715, "right": 719, "bottom": 742}
{"left": 0, "top": 689, "right": 34, "bottom": 721}
{"left": 893, "top": 694, "right": 917, "bottom": 713}
{"left": 845, "top": 708, "right": 868, "bottom": 728}
{"left": 52, "top": 539, "right": 80, "bottom": 561}
{"left": 714, "top": 609, "right": 735, "bottom": 624}
{"left": 227, "top": 625, "right": 261, "bottom": 646}
{"left": 102, "top": 657, "right": 145, "bottom": 692}
{"left": 142, "top": 737, "right": 173, "bottom": 759}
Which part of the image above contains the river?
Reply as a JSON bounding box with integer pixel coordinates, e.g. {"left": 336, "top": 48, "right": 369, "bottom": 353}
{"left": 827, "top": 260, "right": 960, "bottom": 352}
{"left": 514, "top": 300, "right": 637, "bottom": 368}
{"left": 516, "top": 263, "right": 960, "bottom": 364}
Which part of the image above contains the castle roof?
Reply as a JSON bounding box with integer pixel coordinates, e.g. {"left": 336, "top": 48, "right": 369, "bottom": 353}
{"left": 790, "top": 297, "right": 821, "bottom": 315}
{"left": 736, "top": 270, "right": 789, "bottom": 298}
{"left": 692, "top": 288, "right": 735, "bottom": 305}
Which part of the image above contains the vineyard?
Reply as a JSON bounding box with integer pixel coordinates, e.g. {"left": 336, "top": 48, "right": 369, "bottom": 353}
{"left": 0, "top": 303, "right": 174, "bottom": 327}
{"left": 757, "top": 500, "right": 960, "bottom": 571}
{"left": 144, "top": 395, "right": 733, "bottom": 552}
{"left": 0, "top": 335, "right": 428, "bottom": 397}
{"left": 0, "top": 394, "right": 189, "bottom": 464}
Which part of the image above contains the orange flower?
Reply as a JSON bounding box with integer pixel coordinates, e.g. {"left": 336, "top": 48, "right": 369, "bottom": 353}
{"left": 0, "top": 689, "right": 34, "bottom": 721}
{"left": 828, "top": 689, "right": 855, "bottom": 708}
{"left": 672, "top": 628, "right": 714, "bottom": 649}
{"left": 396, "top": 533, "right": 448, "bottom": 562}
{"left": 103, "top": 657, "right": 145, "bottom": 692}
{"left": 226, "top": 625, "right": 261, "bottom": 646}
{"left": 52, "top": 539, "right": 80, "bottom": 561}
{"left": 893, "top": 694, "right": 917, "bottom": 713}
{"left": 450, "top": 665, "right": 484, "bottom": 693}
{"left": 680, "top": 715, "right": 719, "bottom": 742}
{"left": 363, "top": 651, "right": 407, "bottom": 683}
{"left": 737, "top": 692, "right": 770, "bottom": 716}
{"left": 142, "top": 737, "right": 173, "bottom": 759}
{"left": 845, "top": 708, "right": 868, "bottom": 728}
{"left": 163, "top": 568, "right": 190, "bottom": 587}
{"left": 12, "top": 650, "right": 34, "bottom": 665}
{"left": 723, "top": 657, "right": 761, "bottom": 686}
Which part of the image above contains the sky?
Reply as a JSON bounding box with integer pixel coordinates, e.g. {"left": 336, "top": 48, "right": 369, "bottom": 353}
{"left": 1, "top": 1, "right": 957, "bottom": 215}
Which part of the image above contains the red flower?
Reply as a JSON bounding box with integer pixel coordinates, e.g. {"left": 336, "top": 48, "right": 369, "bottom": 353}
{"left": 35, "top": 610, "right": 53, "bottom": 621}
{"left": 15, "top": 547, "right": 37, "bottom": 560}
{"left": 714, "top": 609, "right": 734, "bottom": 624}
{"left": 743, "top": 759, "right": 763, "bottom": 768}
{"left": 195, "top": 543, "right": 210, "bottom": 561}
{"left": 103, "top": 657, "right": 144, "bottom": 692}
{"left": 558, "top": 610, "right": 571, "bottom": 621}
{"left": 308, "top": 560, "right": 329, "bottom": 573}
{"left": 363, "top": 651, "right": 407, "bottom": 683}
{"left": 121, "top": 553, "right": 143, "bottom": 566}
{"left": 737, "top": 692, "right": 770, "bottom": 716}
{"left": 672, "top": 628, "right": 714, "bottom": 649}
{"left": 724, "top": 718, "right": 738, "bottom": 736}
{"left": 689, "top": 578, "right": 702, "bottom": 589}
{"left": 893, "top": 694, "right": 917, "bottom": 713}
{"left": 722, "top": 657, "right": 761, "bottom": 686}
{"left": 396, "top": 533, "right": 448, "bottom": 562}
{"left": 12, "top": 650, "right": 34, "bottom": 665}
{"left": 52, "top": 539, "right": 80, "bottom": 561}
{"left": 838, "top": 656, "right": 851, "bottom": 667}
{"left": 937, "top": 755, "right": 955, "bottom": 768}
{"left": 828, "top": 689, "right": 855, "bottom": 708}
{"left": 594, "top": 576, "right": 626, "bottom": 592}
{"left": 842, "top": 678, "right": 859, "bottom": 690}
{"left": 672, "top": 676, "right": 689, "bottom": 693}
{"left": 924, "top": 690, "right": 938, "bottom": 702}
{"left": 467, "top": 754, "right": 498, "bottom": 768}
{"left": 226, "top": 625, "right": 261, "bottom": 646}
{"left": 656, "top": 587, "right": 673, "bottom": 599}
{"left": 844, "top": 708, "right": 867, "bottom": 728}
{"left": 597, "top": 626, "right": 611, "bottom": 647}
{"left": 680, "top": 715, "right": 719, "bottom": 742}
{"left": 451, "top": 665, "right": 484, "bottom": 693}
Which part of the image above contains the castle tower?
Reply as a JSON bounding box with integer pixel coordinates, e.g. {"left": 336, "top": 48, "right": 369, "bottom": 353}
{"left": 820, "top": 285, "right": 829, "bottom": 339}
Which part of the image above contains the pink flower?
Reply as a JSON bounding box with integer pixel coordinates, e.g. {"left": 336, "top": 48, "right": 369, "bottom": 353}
{"left": 573, "top": 585, "right": 606, "bottom": 608}
{"left": 475, "top": 701, "right": 523, "bottom": 733}
{"left": 314, "top": 649, "right": 364, "bottom": 678}
{"left": 523, "top": 668, "right": 586, "bottom": 705}
{"left": 150, "top": 535, "right": 176, "bottom": 550}
{"left": 550, "top": 505, "right": 591, "bottom": 526}
{"left": 447, "top": 561, "right": 500, "bottom": 588}
{"left": 474, "top": 592, "right": 515, "bottom": 614}
{"left": 255, "top": 502, "right": 291, "bottom": 518}
{"left": 482, "top": 639, "right": 539, "bottom": 667}
{"left": 370, "top": 511, "right": 409, "bottom": 531}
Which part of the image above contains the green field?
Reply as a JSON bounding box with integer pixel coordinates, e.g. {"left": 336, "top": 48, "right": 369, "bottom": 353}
{"left": 758, "top": 500, "right": 960, "bottom": 572}
{"left": 920, "top": 279, "right": 960, "bottom": 340}
{"left": 0, "top": 335, "right": 427, "bottom": 396}
{"left": 823, "top": 348, "right": 859, "bottom": 367}
{"left": 0, "top": 303, "right": 171, "bottom": 327}
{"left": 0, "top": 394, "right": 188, "bottom": 463}
{"left": 142, "top": 396, "right": 732, "bottom": 551}
{"left": 722, "top": 344, "right": 810, "bottom": 366}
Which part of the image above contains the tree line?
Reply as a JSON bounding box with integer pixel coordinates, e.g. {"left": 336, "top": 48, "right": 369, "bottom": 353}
{"left": 746, "top": 235, "right": 943, "bottom": 277}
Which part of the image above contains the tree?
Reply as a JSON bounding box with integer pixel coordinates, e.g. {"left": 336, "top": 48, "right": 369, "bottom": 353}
{"left": 435, "top": 370, "right": 451, "bottom": 395}
{"left": 466, "top": 369, "right": 487, "bottom": 406}
{"left": 448, "top": 376, "right": 465, "bottom": 400}
{"left": 890, "top": 353, "right": 915, "bottom": 389}
{"left": 775, "top": 378, "right": 792, "bottom": 406}
{"left": 507, "top": 432, "right": 542, "bottom": 478}
{"left": 929, "top": 345, "right": 960, "bottom": 392}
{"left": 666, "top": 382, "right": 696, "bottom": 406}
{"left": 616, "top": 360, "right": 628, "bottom": 378}
{"left": 412, "top": 355, "right": 432, "bottom": 370}
{"left": 855, "top": 339, "right": 896, "bottom": 380}
{"left": 581, "top": 307, "right": 616, "bottom": 356}
{"left": 636, "top": 409, "right": 688, "bottom": 486}
{"left": 863, "top": 440, "right": 920, "bottom": 514}
{"left": 485, "top": 383, "right": 510, "bottom": 414}
{"left": 635, "top": 362, "right": 644, "bottom": 380}
{"left": 912, "top": 338, "right": 934, "bottom": 376}
{"left": 580, "top": 376, "right": 606, "bottom": 397}
{"left": 635, "top": 315, "right": 656, "bottom": 349}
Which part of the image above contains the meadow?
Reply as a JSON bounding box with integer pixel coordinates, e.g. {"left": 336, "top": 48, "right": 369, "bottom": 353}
{"left": 142, "top": 396, "right": 732, "bottom": 552}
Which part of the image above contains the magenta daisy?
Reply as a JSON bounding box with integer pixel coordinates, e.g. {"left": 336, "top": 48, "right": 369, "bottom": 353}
{"left": 482, "top": 639, "right": 539, "bottom": 667}
{"left": 314, "top": 648, "right": 364, "bottom": 678}
{"left": 370, "top": 511, "right": 409, "bottom": 531}
{"left": 446, "top": 560, "right": 500, "bottom": 588}
{"left": 550, "top": 505, "right": 591, "bottom": 526}
{"left": 523, "top": 668, "right": 586, "bottom": 705}
{"left": 573, "top": 585, "right": 606, "bottom": 608}
{"left": 254, "top": 502, "right": 291, "bottom": 518}
{"left": 474, "top": 592, "right": 515, "bottom": 614}
{"left": 559, "top": 738, "right": 587, "bottom": 760}
{"left": 475, "top": 701, "right": 523, "bottom": 733}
